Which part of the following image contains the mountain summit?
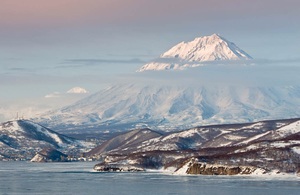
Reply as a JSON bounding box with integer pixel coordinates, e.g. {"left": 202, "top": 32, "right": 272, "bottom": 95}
{"left": 161, "top": 34, "right": 252, "bottom": 61}
{"left": 138, "top": 34, "right": 252, "bottom": 72}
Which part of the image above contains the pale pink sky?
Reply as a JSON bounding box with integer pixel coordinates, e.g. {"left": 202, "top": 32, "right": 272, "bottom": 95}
{"left": 1, "top": 0, "right": 299, "bottom": 68}
{"left": 1, "top": 0, "right": 299, "bottom": 50}
{"left": 1, "top": 0, "right": 298, "bottom": 29}
{"left": 0, "top": 0, "right": 300, "bottom": 122}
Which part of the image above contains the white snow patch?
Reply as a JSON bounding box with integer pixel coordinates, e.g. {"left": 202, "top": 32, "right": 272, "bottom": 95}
{"left": 174, "top": 160, "right": 192, "bottom": 175}
{"left": 224, "top": 134, "right": 246, "bottom": 140}
{"left": 292, "top": 146, "right": 300, "bottom": 154}
{"left": 269, "top": 141, "right": 300, "bottom": 148}
{"left": 233, "top": 144, "right": 260, "bottom": 153}
{"left": 162, "top": 128, "right": 201, "bottom": 141}
{"left": 240, "top": 131, "right": 270, "bottom": 145}
{"left": 11, "top": 121, "right": 19, "bottom": 130}
{"left": 276, "top": 120, "right": 300, "bottom": 137}
{"left": 250, "top": 168, "right": 268, "bottom": 175}
{"left": 37, "top": 126, "right": 63, "bottom": 145}
{"left": 240, "top": 122, "right": 264, "bottom": 130}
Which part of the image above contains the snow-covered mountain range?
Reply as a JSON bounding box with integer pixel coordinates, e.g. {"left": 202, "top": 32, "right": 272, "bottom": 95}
{"left": 87, "top": 118, "right": 300, "bottom": 156}
{"left": 137, "top": 34, "right": 252, "bottom": 72}
{"left": 0, "top": 120, "right": 90, "bottom": 160}
{"left": 36, "top": 84, "right": 300, "bottom": 132}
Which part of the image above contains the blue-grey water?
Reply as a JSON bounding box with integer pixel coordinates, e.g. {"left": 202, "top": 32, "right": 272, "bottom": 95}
{"left": 0, "top": 162, "right": 300, "bottom": 195}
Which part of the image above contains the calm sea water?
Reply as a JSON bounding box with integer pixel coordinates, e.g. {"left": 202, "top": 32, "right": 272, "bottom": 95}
{"left": 0, "top": 162, "right": 300, "bottom": 195}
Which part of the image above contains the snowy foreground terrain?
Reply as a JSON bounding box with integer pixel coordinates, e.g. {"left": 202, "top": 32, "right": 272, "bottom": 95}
{"left": 87, "top": 118, "right": 300, "bottom": 176}
{"left": 1, "top": 118, "right": 300, "bottom": 176}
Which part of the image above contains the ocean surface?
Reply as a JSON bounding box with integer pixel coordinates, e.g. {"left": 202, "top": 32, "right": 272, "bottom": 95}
{"left": 0, "top": 162, "right": 300, "bottom": 195}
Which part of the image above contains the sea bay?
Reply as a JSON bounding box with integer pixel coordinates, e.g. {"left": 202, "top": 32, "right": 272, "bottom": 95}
{"left": 0, "top": 162, "right": 299, "bottom": 195}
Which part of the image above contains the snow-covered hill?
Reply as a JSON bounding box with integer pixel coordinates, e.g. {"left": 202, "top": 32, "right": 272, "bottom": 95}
{"left": 138, "top": 34, "right": 252, "bottom": 72}
{"left": 36, "top": 84, "right": 300, "bottom": 132}
{"left": 0, "top": 120, "right": 90, "bottom": 160}
{"left": 86, "top": 118, "right": 300, "bottom": 156}
{"left": 88, "top": 118, "right": 300, "bottom": 174}
{"left": 86, "top": 128, "right": 162, "bottom": 156}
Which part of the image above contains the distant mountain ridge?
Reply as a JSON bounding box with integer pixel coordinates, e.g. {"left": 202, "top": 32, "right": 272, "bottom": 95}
{"left": 36, "top": 84, "right": 300, "bottom": 133}
{"left": 138, "top": 34, "right": 252, "bottom": 72}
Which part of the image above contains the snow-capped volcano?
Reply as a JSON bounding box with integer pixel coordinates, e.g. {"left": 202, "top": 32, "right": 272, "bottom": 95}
{"left": 162, "top": 34, "right": 252, "bottom": 61}
{"left": 34, "top": 35, "right": 299, "bottom": 133}
{"left": 138, "top": 34, "right": 252, "bottom": 72}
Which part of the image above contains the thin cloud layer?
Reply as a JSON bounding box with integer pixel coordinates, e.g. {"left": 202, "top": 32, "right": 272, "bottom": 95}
{"left": 118, "top": 61, "right": 300, "bottom": 88}
{"left": 44, "top": 92, "right": 61, "bottom": 98}
{"left": 58, "top": 58, "right": 145, "bottom": 68}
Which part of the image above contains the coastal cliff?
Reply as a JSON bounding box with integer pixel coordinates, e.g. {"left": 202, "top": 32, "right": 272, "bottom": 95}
{"left": 175, "top": 159, "right": 265, "bottom": 175}
{"left": 187, "top": 163, "right": 261, "bottom": 175}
